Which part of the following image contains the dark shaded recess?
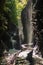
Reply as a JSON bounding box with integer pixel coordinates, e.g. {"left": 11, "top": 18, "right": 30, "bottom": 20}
{"left": 34, "top": 0, "right": 43, "bottom": 57}
{"left": 1, "top": 31, "right": 11, "bottom": 49}
{"left": 34, "top": 12, "right": 43, "bottom": 36}
{"left": 8, "top": 22, "right": 18, "bottom": 33}
{"left": 0, "top": 22, "right": 20, "bottom": 57}
{"left": 0, "top": 0, "right": 6, "bottom": 13}
{"left": 38, "top": 31, "right": 43, "bottom": 57}
{"left": 35, "top": 12, "right": 43, "bottom": 40}
{"left": 26, "top": 51, "right": 34, "bottom": 65}
{"left": 35, "top": 0, "right": 43, "bottom": 10}
{"left": 0, "top": 30, "right": 12, "bottom": 56}
{"left": 0, "top": 21, "right": 2, "bottom": 26}
{"left": 32, "top": 0, "right": 36, "bottom": 4}
{"left": 0, "top": 41, "right": 5, "bottom": 57}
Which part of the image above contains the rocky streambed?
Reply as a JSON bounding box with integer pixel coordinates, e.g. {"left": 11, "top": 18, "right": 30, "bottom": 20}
{"left": 0, "top": 44, "right": 43, "bottom": 65}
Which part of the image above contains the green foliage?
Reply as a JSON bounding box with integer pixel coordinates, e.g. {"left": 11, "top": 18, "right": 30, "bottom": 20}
{"left": 15, "top": 0, "right": 27, "bottom": 19}
{"left": 6, "top": 0, "right": 18, "bottom": 25}
{"left": 0, "top": 0, "right": 9, "bottom": 31}
{"left": 0, "top": 0, "right": 28, "bottom": 31}
{"left": 6, "top": 0, "right": 28, "bottom": 25}
{"left": 0, "top": 14, "right": 8, "bottom": 30}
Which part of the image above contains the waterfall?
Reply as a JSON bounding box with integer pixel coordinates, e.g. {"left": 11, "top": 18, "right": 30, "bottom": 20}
{"left": 28, "top": 0, "right": 33, "bottom": 46}
{"left": 28, "top": 0, "right": 38, "bottom": 46}
{"left": 10, "top": 33, "right": 16, "bottom": 48}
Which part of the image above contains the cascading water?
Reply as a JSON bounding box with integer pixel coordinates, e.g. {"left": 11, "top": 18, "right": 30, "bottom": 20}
{"left": 20, "top": 0, "right": 34, "bottom": 45}
{"left": 10, "top": 36, "right": 16, "bottom": 48}
{"left": 28, "top": 0, "right": 33, "bottom": 46}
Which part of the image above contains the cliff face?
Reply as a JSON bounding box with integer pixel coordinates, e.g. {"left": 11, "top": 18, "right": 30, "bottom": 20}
{"left": 32, "top": 0, "right": 43, "bottom": 57}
